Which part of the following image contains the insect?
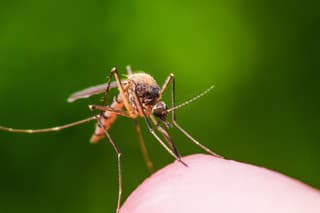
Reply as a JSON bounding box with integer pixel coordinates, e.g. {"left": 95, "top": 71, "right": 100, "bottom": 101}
{"left": 0, "top": 66, "right": 222, "bottom": 212}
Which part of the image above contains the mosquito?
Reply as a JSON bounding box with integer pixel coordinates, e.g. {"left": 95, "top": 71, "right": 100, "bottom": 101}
{"left": 0, "top": 66, "right": 222, "bottom": 213}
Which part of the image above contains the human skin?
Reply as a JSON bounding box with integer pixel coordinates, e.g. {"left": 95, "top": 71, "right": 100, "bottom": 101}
{"left": 120, "top": 154, "right": 320, "bottom": 213}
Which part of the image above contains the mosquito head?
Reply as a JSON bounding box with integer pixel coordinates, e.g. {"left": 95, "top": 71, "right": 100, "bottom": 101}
{"left": 152, "top": 101, "right": 168, "bottom": 121}
{"left": 134, "top": 83, "right": 160, "bottom": 105}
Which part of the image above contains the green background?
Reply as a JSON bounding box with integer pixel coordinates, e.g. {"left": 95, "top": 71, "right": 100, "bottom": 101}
{"left": 0, "top": 1, "right": 319, "bottom": 212}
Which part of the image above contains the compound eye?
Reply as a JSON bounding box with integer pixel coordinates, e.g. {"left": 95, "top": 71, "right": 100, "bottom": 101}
{"left": 152, "top": 87, "right": 160, "bottom": 95}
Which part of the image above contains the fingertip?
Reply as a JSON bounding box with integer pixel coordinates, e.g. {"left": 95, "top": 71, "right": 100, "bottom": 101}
{"left": 120, "top": 154, "right": 320, "bottom": 213}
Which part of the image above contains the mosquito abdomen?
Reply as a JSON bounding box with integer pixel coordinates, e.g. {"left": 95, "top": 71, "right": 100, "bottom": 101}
{"left": 90, "top": 95, "right": 124, "bottom": 143}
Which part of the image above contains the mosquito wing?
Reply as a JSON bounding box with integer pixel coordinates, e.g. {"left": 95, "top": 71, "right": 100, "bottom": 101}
{"left": 67, "top": 80, "right": 127, "bottom": 103}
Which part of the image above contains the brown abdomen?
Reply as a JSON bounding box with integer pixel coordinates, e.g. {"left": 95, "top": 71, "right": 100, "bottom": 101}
{"left": 90, "top": 95, "right": 124, "bottom": 143}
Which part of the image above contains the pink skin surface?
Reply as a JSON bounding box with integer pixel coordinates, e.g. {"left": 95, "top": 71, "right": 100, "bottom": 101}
{"left": 120, "top": 154, "right": 320, "bottom": 213}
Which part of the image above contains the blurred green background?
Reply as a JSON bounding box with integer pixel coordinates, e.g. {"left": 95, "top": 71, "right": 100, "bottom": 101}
{"left": 0, "top": 0, "right": 319, "bottom": 212}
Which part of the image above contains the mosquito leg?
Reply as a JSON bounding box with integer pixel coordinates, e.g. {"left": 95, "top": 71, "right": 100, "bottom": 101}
{"left": 110, "top": 68, "right": 136, "bottom": 117}
{"left": 163, "top": 74, "right": 223, "bottom": 158}
{"left": 160, "top": 73, "right": 174, "bottom": 97}
{"left": 146, "top": 118, "right": 187, "bottom": 167}
{"left": 102, "top": 68, "right": 118, "bottom": 106}
{"left": 101, "top": 67, "right": 135, "bottom": 118}
{"left": 89, "top": 105, "right": 131, "bottom": 118}
{"left": 150, "top": 116, "right": 182, "bottom": 159}
{"left": 131, "top": 84, "right": 187, "bottom": 167}
{"left": 173, "top": 122, "right": 222, "bottom": 158}
{"left": 90, "top": 104, "right": 155, "bottom": 176}
{"left": 133, "top": 118, "right": 155, "bottom": 173}
{"left": 0, "top": 116, "right": 97, "bottom": 134}
{"left": 95, "top": 117, "right": 122, "bottom": 213}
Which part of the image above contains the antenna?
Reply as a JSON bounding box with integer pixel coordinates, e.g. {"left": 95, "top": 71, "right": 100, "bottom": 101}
{"left": 167, "top": 85, "right": 215, "bottom": 113}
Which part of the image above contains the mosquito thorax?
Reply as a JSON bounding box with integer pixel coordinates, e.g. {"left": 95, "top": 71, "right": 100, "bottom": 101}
{"left": 152, "top": 101, "right": 168, "bottom": 120}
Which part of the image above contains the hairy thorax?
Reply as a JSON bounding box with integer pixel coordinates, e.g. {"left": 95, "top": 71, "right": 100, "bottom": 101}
{"left": 127, "top": 73, "right": 160, "bottom": 116}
